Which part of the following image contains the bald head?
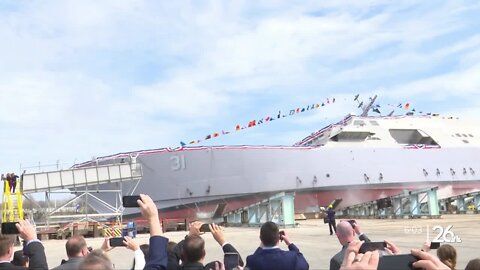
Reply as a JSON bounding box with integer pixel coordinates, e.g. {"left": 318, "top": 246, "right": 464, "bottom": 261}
{"left": 66, "top": 236, "right": 88, "bottom": 258}
{"left": 79, "top": 251, "right": 113, "bottom": 270}
{"left": 336, "top": 221, "right": 355, "bottom": 245}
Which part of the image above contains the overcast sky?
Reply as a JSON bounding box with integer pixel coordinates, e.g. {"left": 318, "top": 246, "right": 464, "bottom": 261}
{"left": 1, "top": 0, "right": 479, "bottom": 173}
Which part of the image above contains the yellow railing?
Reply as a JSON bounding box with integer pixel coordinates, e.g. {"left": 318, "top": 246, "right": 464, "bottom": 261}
{"left": 2, "top": 179, "right": 24, "bottom": 222}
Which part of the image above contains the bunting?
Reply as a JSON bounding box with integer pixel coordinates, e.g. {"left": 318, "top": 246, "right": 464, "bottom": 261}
{"left": 180, "top": 94, "right": 433, "bottom": 147}
{"left": 182, "top": 96, "right": 339, "bottom": 146}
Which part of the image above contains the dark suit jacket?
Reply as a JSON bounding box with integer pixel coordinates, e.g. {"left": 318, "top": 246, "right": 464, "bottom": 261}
{"left": 0, "top": 262, "right": 26, "bottom": 269}
{"left": 51, "top": 257, "right": 84, "bottom": 270}
{"left": 168, "top": 240, "right": 244, "bottom": 270}
{"left": 329, "top": 234, "right": 371, "bottom": 270}
{"left": 246, "top": 244, "right": 309, "bottom": 270}
{"left": 1, "top": 241, "right": 49, "bottom": 270}
{"left": 145, "top": 236, "right": 169, "bottom": 270}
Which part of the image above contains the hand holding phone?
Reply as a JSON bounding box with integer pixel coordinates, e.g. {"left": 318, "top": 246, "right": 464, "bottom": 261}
{"left": 224, "top": 252, "right": 240, "bottom": 270}
{"left": 1, "top": 222, "right": 19, "bottom": 235}
{"left": 279, "top": 231, "right": 285, "bottom": 241}
{"left": 200, "top": 223, "right": 211, "bottom": 233}
{"left": 359, "top": 241, "right": 387, "bottom": 253}
{"left": 348, "top": 220, "right": 356, "bottom": 229}
{"left": 123, "top": 196, "right": 141, "bottom": 207}
{"left": 378, "top": 254, "right": 421, "bottom": 270}
{"left": 109, "top": 237, "right": 127, "bottom": 247}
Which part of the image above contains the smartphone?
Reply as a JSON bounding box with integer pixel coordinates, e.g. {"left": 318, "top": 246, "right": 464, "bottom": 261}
{"left": 430, "top": 242, "right": 440, "bottom": 249}
{"left": 279, "top": 231, "right": 285, "bottom": 241}
{"left": 348, "top": 220, "right": 356, "bottom": 229}
{"left": 1, "top": 222, "right": 19, "bottom": 234}
{"left": 224, "top": 252, "right": 240, "bottom": 270}
{"left": 199, "top": 223, "right": 211, "bottom": 232}
{"left": 109, "top": 237, "right": 126, "bottom": 247}
{"left": 122, "top": 195, "right": 141, "bottom": 207}
{"left": 359, "top": 241, "right": 387, "bottom": 253}
{"left": 378, "top": 254, "right": 421, "bottom": 270}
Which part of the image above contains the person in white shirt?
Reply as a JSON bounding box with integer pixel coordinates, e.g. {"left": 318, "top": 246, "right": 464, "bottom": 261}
{"left": 123, "top": 236, "right": 146, "bottom": 270}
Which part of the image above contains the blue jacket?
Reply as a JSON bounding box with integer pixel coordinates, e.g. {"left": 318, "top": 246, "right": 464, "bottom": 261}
{"left": 327, "top": 208, "right": 336, "bottom": 221}
{"left": 246, "top": 244, "right": 309, "bottom": 270}
{"left": 145, "top": 236, "right": 169, "bottom": 270}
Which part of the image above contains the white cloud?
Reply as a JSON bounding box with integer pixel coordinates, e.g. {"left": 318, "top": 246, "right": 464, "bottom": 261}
{"left": 0, "top": 0, "right": 480, "bottom": 173}
{"left": 385, "top": 64, "right": 480, "bottom": 99}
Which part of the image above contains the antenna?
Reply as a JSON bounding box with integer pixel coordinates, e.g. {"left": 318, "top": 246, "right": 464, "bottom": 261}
{"left": 361, "top": 95, "right": 378, "bottom": 117}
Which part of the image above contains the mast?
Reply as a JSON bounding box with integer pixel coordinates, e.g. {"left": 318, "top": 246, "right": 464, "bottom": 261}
{"left": 361, "top": 95, "right": 377, "bottom": 117}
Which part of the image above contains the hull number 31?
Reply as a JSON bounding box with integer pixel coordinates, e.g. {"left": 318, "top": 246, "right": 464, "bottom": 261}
{"left": 170, "top": 155, "right": 186, "bottom": 171}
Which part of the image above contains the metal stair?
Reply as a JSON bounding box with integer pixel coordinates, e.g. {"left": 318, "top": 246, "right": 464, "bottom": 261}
{"left": 2, "top": 180, "right": 24, "bottom": 222}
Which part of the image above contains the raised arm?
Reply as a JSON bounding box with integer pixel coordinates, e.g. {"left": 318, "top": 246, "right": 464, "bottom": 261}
{"left": 210, "top": 223, "right": 245, "bottom": 267}
{"left": 139, "top": 194, "right": 169, "bottom": 270}
{"left": 17, "top": 220, "right": 49, "bottom": 270}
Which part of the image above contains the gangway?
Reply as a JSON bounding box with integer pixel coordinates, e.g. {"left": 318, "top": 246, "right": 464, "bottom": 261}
{"left": 21, "top": 160, "right": 143, "bottom": 227}
{"left": 2, "top": 180, "right": 24, "bottom": 222}
{"left": 223, "top": 192, "right": 296, "bottom": 228}
{"left": 22, "top": 162, "right": 142, "bottom": 193}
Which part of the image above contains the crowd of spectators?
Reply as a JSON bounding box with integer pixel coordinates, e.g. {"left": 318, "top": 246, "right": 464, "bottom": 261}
{"left": 0, "top": 194, "right": 478, "bottom": 270}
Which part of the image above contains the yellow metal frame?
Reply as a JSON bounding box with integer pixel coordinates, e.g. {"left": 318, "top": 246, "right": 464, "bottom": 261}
{"left": 2, "top": 179, "right": 24, "bottom": 222}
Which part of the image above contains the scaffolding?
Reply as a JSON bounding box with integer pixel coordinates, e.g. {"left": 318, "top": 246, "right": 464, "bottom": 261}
{"left": 438, "top": 190, "right": 480, "bottom": 214}
{"left": 223, "top": 192, "right": 296, "bottom": 227}
{"left": 21, "top": 159, "right": 143, "bottom": 227}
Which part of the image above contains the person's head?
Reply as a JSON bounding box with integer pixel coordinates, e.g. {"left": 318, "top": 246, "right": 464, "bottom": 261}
{"left": 329, "top": 205, "right": 333, "bottom": 209}
{"left": 0, "top": 234, "right": 15, "bottom": 261}
{"left": 131, "top": 244, "right": 151, "bottom": 270}
{"left": 66, "top": 235, "right": 89, "bottom": 258}
{"left": 182, "top": 235, "right": 205, "bottom": 263}
{"left": 465, "top": 258, "right": 480, "bottom": 270}
{"left": 79, "top": 250, "right": 113, "bottom": 270}
{"left": 140, "top": 244, "right": 150, "bottom": 260}
{"left": 167, "top": 241, "right": 177, "bottom": 253}
{"left": 335, "top": 221, "right": 355, "bottom": 246}
{"left": 436, "top": 244, "right": 457, "bottom": 270}
{"left": 260, "top": 221, "right": 280, "bottom": 247}
{"left": 12, "top": 250, "right": 29, "bottom": 267}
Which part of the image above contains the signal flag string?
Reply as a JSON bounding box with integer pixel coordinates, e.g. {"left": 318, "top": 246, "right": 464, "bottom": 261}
{"left": 180, "top": 94, "right": 424, "bottom": 147}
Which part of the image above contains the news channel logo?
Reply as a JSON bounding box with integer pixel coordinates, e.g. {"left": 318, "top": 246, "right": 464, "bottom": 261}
{"left": 403, "top": 225, "right": 462, "bottom": 243}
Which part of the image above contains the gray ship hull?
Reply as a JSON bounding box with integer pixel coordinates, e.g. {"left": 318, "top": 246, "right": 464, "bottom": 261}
{"left": 82, "top": 145, "right": 480, "bottom": 218}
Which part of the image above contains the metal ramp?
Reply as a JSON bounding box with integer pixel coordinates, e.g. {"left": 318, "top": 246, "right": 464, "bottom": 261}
{"left": 338, "top": 187, "right": 440, "bottom": 219}
{"left": 21, "top": 161, "right": 143, "bottom": 227}
{"left": 22, "top": 162, "right": 142, "bottom": 193}
{"left": 223, "top": 192, "right": 296, "bottom": 228}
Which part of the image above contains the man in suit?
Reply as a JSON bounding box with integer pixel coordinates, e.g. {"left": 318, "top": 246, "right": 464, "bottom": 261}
{"left": 327, "top": 205, "right": 336, "bottom": 235}
{"left": 0, "top": 220, "right": 48, "bottom": 270}
{"left": 168, "top": 222, "right": 244, "bottom": 270}
{"left": 246, "top": 221, "right": 309, "bottom": 270}
{"left": 52, "top": 235, "right": 90, "bottom": 270}
{"left": 329, "top": 220, "right": 371, "bottom": 270}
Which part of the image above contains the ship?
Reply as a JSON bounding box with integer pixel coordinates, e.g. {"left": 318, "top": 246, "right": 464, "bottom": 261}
{"left": 21, "top": 97, "right": 480, "bottom": 221}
